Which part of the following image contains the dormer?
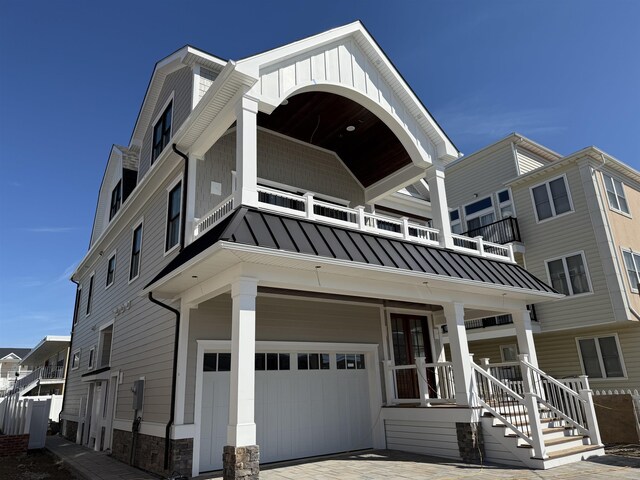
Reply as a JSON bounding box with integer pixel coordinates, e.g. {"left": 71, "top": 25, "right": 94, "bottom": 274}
{"left": 90, "top": 145, "right": 139, "bottom": 246}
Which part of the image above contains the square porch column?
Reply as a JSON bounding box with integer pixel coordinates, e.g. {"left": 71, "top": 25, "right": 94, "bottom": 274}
{"left": 511, "top": 308, "right": 539, "bottom": 369}
{"left": 443, "top": 302, "right": 474, "bottom": 406}
{"left": 225, "top": 277, "right": 259, "bottom": 480}
{"left": 235, "top": 95, "right": 259, "bottom": 209}
{"left": 425, "top": 165, "right": 454, "bottom": 249}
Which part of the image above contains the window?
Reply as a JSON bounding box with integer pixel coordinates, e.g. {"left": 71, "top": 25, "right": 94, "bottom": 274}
{"left": 500, "top": 345, "right": 518, "bottom": 362}
{"left": 577, "top": 335, "right": 625, "bottom": 379}
{"left": 497, "top": 189, "right": 514, "bottom": 218}
{"left": 166, "top": 182, "right": 182, "bottom": 252}
{"left": 545, "top": 252, "right": 591, "bottom": 296}
{"left": 622, "top": 249, "right": 640, "bottom": 292}
{"left": 298, "top": 353, "right": 330, "bottom": 370}
{"left": 71, "top": 350, "right": 80, "bottom": 370}
{"left": 88, "top": 347, "right": 95, "bottom": 370}
{"left": 449, "top": 209, "right": 462, "bottom": 234}
{"left": 98, "top": 324, "right": 113, "bottom": 368}
{"left": 106, "top": 253, "right": 116, "bottom": 288}
{"left": 203, "top": 353, "right": 231, "bottom": 372}
{"left": 531, "top": 175, "right": 572, "bottom": 222}
{"left": 85, "top": 274, "right": 94, "bottom": 316}
{"left": 109, "top": 181, "right": 122, "bottom": 221}
{"left": 129, "top": 223, "right": 143, "bottom": 281}
{"left": 603, "top": 174, "right": 630, "bottom": 214}
{"left": 72, "top": 287, "right": 82, "bottom": 326}
{"left": 152, "top": 101, "right": 173, "bottom": 162}
{"left": 337, "top": 353, "right": 366, "bottom": 370}
{"left": 255, "top": 353, "right": 290, "bottom": 371}
{"left": 464, "top": 196, "right": 495, "bottom": 231}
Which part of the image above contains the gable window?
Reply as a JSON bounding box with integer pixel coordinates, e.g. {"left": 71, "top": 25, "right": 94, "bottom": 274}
{"left": 71, "top": 350, "right": 81, "bottom": 370}
{"left": 129, "top": 223, "right": 143, "bottom": 281}
{"left": 577, "top": 335, "right": 626, "bottom": 379}
{"left": 152, "top": 101, "right": 173, "bottom": 163}
{"left": 109, "top": 180, "right": 122, "bottom": 221}
{"left": 98, "top": 324, "right": 114, "bottom": 368}
{"left": 545, "top": 252, "right": 591, "bottom": 296}
{"left": 531, "top": 175, "right": 572, "bottom": 222}
{"left": 464, "top": 196, "right": 495, "bottom": 231}
{"left": 166, "top": 181, "right": 182, "bottom": 252}
{"left": 603, "top": 174, "right": 630, "bottom": 215}
{"left": 85, "top": 274, "right": 94, "bottom": 316}
{"left": 106, "top": 253, "right": 116, "bottom": 288}
{"left": 449, "top": 209, "right": 462, "bottom": 234}
{"left": 622, "top": 249, "right": 640, "bottom": 292}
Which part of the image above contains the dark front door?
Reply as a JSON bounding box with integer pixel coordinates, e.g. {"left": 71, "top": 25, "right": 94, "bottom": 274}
{"left": 390, "top": 314, "right": 435, "bottom": 399}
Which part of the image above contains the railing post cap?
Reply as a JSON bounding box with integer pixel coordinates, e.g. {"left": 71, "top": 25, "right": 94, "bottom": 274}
{"left": 518, "top": 353, "right": 530, "bottom": 362}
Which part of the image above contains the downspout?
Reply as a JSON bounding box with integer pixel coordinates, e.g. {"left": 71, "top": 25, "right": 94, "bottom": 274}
{"left": 172, "top": 143, "right": 189, "bottom": 251}
{"left": 148, "top": 292, "right": 180, "bottom": 471}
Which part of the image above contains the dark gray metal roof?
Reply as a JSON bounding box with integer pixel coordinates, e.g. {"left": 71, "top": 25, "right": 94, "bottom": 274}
{"left": 148, "top": 208, "right": 557, "bottom": 294}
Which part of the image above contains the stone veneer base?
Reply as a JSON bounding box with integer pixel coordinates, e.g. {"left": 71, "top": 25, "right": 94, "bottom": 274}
{"left": 456, "top": 422, "right": 485, "bottom": 464}
{"left": 223, "top": 445, "right": 260, "bottom": 480}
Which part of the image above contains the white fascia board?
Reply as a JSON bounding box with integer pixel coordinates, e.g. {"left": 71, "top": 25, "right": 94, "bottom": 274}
{"left": 365, "top": 164, "right": 430, "bottom": 204}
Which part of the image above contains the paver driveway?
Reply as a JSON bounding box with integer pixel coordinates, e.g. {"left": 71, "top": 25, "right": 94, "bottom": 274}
{"left": 198, "top": 449, "right": 639, "bottom": 480}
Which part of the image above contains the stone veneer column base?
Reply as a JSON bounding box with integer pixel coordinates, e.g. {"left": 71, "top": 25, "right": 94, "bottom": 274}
{"left": 456, "top": 422, "right": 485, "bottom": 464}
{"left": 223, "top": 445, "right": 259, "bottom": 480}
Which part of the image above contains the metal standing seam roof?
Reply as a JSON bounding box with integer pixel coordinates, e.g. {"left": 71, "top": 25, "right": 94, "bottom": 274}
{"left": 147, "top": 208, "right": 558, "bottom": 295}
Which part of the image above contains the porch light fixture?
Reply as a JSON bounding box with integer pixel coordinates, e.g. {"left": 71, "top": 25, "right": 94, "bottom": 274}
{"left": 346, "top": 125, "right": 355, "bottom": 132}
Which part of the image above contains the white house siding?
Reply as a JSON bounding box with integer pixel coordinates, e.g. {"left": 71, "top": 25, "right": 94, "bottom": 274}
{"left": 183, "top": 295, "right": 382, "bottom": 424}
{"left": 512, "top": 164, "right": 616, "bottom": 331}
{"left": 139, "top": 67, "right": 193, "bottom": 179}
{"left": 63, "top": 166, "right": 185, "bottom": 424}
{"left": 445, "top": 142, "right": 518, "bottom": 213}
{"left": 515, "top": 147, "right": 547, "bottom": 175}
{"left": 198, "top": 67, "right": 218, "bottom": 100}
{"left": 195, "top": 129, "right": 365, "bottom": 218}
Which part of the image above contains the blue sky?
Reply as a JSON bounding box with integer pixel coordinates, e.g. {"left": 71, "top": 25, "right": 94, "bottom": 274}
{"left": 0, "top": 1, "right": 638, "bottom": 347}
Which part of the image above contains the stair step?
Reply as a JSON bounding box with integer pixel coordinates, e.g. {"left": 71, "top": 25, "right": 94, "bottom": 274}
{"left": 545, "top": 435, "right": 587, "bottom": 447}
{"left": 543, "top": 444, "right": 602, "bottom": 460}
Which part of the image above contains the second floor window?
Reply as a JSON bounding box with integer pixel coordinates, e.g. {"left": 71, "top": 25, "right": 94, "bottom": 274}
{"left": 106, "top": 254, "right": 116, "bottom": 288}
{"left": 166, "top": 182, "right": 182, "bottom": 252}
{"left": 464, "top": 196, "right": 495, "bottom": 231}
{"left": 531, "top": 175, "right": 572, "bottom": 222}
{"left": 152, "top": 101, "right": 173, "bottom": 163}
{"left": 578, "top": 335, "right": 625, "bottom": 379}
{"left": 546, "top": 252, "right": 591, "bottom": 296}
{"left": 86, "top": 275, "right": 94, "bottom": 316}
{"left": 622, "top": 249, "right": 640, "bottom": 292}
{"left": 449, "top": 209, "right": 462, "bottom": 234}
{"left": 109, "top": 181, "right": 122, "bottom": 220}
{"left": 98, "top": 325, "right": 114, "bottom": 368}
{"left": 130, "top": 224, "right": 143, "bottom": 281}
{"left": 73, "top": 287, "right": 82, "bottom": 326}
{"left": 603, "top": 173, "right": 629, "bottom": 215}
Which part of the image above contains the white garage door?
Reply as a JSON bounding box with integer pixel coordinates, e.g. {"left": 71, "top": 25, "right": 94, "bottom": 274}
{"left": 199, "top": 347, "right": 374, "bottom": 472}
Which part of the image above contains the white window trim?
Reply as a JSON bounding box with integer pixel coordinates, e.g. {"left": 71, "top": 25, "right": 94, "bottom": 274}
{"left": 602, "top": 172, "right": 632, "bottom": 218}
{"left": 497, "top": 188, "right": 516, "bottom": 219}
{"left": 462, "top": 195, "right": 495, "bottom": 231}
{"left": 544, "top": 250, "right": 593, "bottom": 297}
{"left": 151, "top": 92, "right": 175, "bottom": 166}
{"left": 164, "top": 176, "right": 183, "bottom": 256}
{"left": 87, "top": 346, "right": 96, "bottom": 371}
{"left": 85, "top": 272, "right": 95, "bottom": 317}
{"left": 71, "top": 349, "right": 81, "bottom": 370}
{"left": 128, "top": 218, "right": 144, "bottom": 284}
{"left": 105, "top": 249, "right": 117, "bottom": 289}
{"left": 530, "top": 173, "right": 575, "bottom": 224}
{"left": 621, "top": 247, "right": 640, "bottom": 293}
{"left": 575, "top": 333, "right": 628, "bottom": 380}
{"left": 98, "top": 320, "right": 115, "bottom": 369}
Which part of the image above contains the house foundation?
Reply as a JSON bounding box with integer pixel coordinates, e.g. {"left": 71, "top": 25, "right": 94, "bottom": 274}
{"left": 456, "top": 422, "right": 485, "bottom": 463}
{"left": 223, "top": 445, "right": 260, "bottom": 480}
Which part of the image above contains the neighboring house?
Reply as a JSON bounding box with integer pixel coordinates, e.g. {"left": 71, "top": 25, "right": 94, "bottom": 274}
{"left": 60, "top": 23, "right": 603, "bottom": 479}
{"left": 0, "top": 348, "right": 31, "bottom": 396}
{"left": 444, "top": 134, "right": 640, "bottom": 441}
{"left": 12, "top": 336, "right": 70, "bottom": 397}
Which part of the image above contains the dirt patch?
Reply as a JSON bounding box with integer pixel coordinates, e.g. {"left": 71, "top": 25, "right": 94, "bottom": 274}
{"left": 0, "top": 449, "right": 79, "bottom": 480}
{"left": 605, "top": 443, "right": 640, "bottom": 458}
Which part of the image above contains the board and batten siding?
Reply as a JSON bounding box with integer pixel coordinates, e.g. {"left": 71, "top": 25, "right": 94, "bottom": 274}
{"left": 445, "top": 142, "right": 519, "bottom": 212}
{"left": 138, "top": 66, "right": 193, "bottom": 179}
{"left": 184, "top": 295, "right": 382, "bottom": 424}
{"left": 64, "top": 166, "right": 185, "bottom": 424}
{"left": 512, "top": 163, "right": 616, "bottom": 331}
{"left": 195, "top": 129, "right": 365, "bottom": 218}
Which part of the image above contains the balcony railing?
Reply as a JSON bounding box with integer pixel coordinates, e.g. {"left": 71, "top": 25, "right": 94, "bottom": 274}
{"left": 8, "top": 366, "right": 65, "bottom": 394}
{"left": 441, "top": 305, "right": 537, "bottom": 334}
{"left": 384, "top": 358, "right": 456, "bottom": 405}
{"left": 193, "top": 187, "right": 515, "bottom": 262}
{"left": 462, "top": 217, "right": 521, "bottom": 245}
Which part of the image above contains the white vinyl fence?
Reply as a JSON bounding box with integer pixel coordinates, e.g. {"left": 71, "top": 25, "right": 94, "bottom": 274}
{"left": 0, "top": 394, "right": 63, "bottom": 449}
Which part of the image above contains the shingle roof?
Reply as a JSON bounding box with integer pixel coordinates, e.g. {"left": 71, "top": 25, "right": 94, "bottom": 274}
{"left": 0, "top": 348, "right": 31, "bottom": 360}
{"left": 148, "top": 208, "right": 557, "bottom": 295}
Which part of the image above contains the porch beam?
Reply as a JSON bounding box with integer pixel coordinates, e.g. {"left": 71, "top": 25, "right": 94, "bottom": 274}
{"left": 425, "top": 164, "right": 453, "bottom": 249}
{"left": 235, "top": 94, "right": 259, "bottom": 208}
{"left": 442, "top": 302, "right": 473, "bottom": 406}
{"left": 227, "top": 276, "right": 258, "bottom": 446}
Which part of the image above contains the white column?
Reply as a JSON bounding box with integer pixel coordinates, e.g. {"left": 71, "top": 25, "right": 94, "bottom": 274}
{"left": 174, "top": 299, "right": 192, "bottom": 426}
{"left": 227, "top": 277, "right": 258, "bottom": 446}
{"left": 443, "top": 302, "right": 473, "bottom": 406}
{"left": 512, "top": 308, "right": 539, "bottom": 369}
{"left": 425, "top": 165, "right": 454, "bottom": 249}
{"left": 185, "top": 155, "right": 199, "bottom": 245}
{"left": 235, "top": 95, "right": 259, "bottom": 208}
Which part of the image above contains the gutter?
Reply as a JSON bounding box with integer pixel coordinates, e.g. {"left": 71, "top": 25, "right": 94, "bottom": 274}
{"left": 148, "top": 292, "right": 181, "bottom": 471}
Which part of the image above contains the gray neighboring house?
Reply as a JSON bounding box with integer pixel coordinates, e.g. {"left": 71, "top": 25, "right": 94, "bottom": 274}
{"left": 61, "top": 22, "right": 605, "bottom": 479}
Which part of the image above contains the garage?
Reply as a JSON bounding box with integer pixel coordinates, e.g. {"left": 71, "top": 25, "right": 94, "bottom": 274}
{"left": 197, "top": 342, "right": 379, "bottom": 473}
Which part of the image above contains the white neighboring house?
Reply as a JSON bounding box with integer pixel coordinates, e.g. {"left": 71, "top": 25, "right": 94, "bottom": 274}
{"left": 13, "top": 336, "right": 70, "bottom": 397}
{"left": 0, "top": 348, "right": 31, "bottom": 396}
{"left": 60, "top": 22, "right": 604, "bottom": 480}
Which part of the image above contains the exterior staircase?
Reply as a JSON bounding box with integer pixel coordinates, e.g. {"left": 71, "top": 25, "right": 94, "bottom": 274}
{"left": 472, "top": 356, "right": 604, "bottom": 469}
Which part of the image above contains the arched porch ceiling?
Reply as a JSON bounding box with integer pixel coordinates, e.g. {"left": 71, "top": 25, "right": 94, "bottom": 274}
{"left": 257, "top": 91, "right": 410, "bottom": 188}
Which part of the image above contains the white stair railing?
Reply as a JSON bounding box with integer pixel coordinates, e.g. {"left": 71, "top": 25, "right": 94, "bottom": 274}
{"left": 383, "top": 360, "right": 456, "bottom": 405}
